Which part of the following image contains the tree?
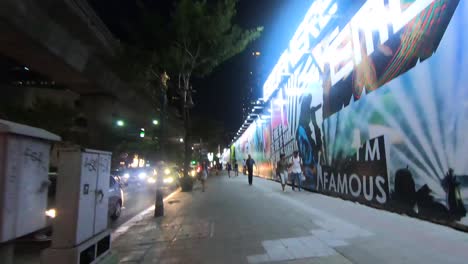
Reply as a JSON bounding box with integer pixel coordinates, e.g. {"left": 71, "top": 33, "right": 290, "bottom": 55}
{"left": 163, "top": 0, "right": 262, "bottom": 88}
{"left": 157, "top": 0, "right": 263, "bottom": 181}
{"left": 109, "top": 44, "right": 170, "bottom": 162}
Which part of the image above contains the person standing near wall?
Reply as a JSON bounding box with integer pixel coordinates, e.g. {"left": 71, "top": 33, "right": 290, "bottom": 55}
{"left": 246, "top": 155, "right": 256, "bottom": 185}
{"left": 290, "top": 151, "right": 303, "bottom": 191}
{"left": 277, "top": 153, "right": 289, "bottom": 192}
{"left": 227, "top": 162, "right": 232, "bottom": 178}
{"left": 234, "top": 161, "right": 239, "bottom": 176}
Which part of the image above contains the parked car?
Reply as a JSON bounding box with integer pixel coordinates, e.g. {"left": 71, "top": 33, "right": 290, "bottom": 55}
{"left": 32, "top": 172, "right": 124, "bottom": 241}
{"left": 109, "top": 176, "right": 124, "bottom": 220}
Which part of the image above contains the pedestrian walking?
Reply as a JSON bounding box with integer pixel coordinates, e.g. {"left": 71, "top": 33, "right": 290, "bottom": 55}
{"left": 246, "top": 155, "right": 256, "bottom": 185}
{"left": 227, "top": 162, "right": 232, "bottom": 178}
{"left": 277, "top": 153, "right": 289, "bottom": 192}
{"left": 201, "top": 161, "right": 208, "bottom": 192}
{"left": 290, "top": 151, "right": 303, "bottom": 191}
{"left": 234, "top": 161, "right": 239, "bottom": 176}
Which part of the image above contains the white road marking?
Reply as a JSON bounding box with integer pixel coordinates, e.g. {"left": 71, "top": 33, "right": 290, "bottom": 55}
{"left": 111, "top": 188, "right": 181, "bottom": 242}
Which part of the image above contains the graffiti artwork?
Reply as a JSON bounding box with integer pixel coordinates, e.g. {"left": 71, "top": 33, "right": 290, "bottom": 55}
{"left": 233, "top": 0, "right": 468, "bottom": 228}
{"left": 318, "top": 136, "right": 390, "bottom": 205}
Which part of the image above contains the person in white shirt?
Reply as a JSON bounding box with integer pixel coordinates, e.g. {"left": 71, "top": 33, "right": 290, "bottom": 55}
{"left": 290, "top": 151, "right": 303, "bottom": 191}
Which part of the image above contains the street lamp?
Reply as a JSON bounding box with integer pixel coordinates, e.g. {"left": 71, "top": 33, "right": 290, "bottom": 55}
{"left": 152, "top": 120, "right": 159, "bottom": 125}
{"left": 116, "top": 120, "right": 125, "bottom": 127}
{"left": 179, "top": 138, "right": 184, "bottom": 143}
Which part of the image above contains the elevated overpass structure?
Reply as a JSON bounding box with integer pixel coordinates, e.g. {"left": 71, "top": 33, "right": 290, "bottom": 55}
{"left": 0, "top": 0, "right": 183, "bottom": 148}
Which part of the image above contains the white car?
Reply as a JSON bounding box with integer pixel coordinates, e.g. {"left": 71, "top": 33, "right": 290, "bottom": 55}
{"left": 45, "top": 174, "right": 124, "bottom": 222}
{"left": 34, "top": 174, "right": 124, "bottom": 241}
{"left": 109, "top": 176, "right": 124, "bottom": 220}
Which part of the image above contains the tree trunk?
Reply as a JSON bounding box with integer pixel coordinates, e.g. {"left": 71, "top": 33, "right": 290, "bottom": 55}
{"left": 159, "top": 88, "right": 167, "bottom": 160}
{"left": 181, "top": 74, "right": 194, "bottom": 191}
{"left": 155, "top": 86, "right": 167, "bottom": 217}
{"left": 184, "top": 107, "right": 190, "bottom": 177}
{"left": 182, "top": 73, "right": 191, "bottom": 179}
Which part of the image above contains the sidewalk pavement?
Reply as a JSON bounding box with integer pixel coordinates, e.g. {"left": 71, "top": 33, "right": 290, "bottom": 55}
{"left": 112, "top": 173, "right": 468, "bottom": 264}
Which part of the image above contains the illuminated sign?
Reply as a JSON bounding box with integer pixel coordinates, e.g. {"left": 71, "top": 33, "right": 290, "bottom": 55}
{"left": 263, "top": 0, "right": 435, "bottom": 101}
{"left": 207, "top": 153, "right": 214, "bottom": 162}
{"left": 131, "top": 155, "right": 139, "bottom": 168}
{"left": 263, "top": 0, "right": 337, "bottom": 100}
{"left": 324, "top": 0, "right": 434, "bottom": 86}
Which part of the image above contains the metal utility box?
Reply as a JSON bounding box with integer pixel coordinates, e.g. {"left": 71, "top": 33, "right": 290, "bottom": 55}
{"left": 51, "top": 148, "right": 111, "bottom": 248}
{"left": 42, "top": 148, "right": 113, "bottom": 264}
{"left": 0, "top": 119, "right": 60, "bottom": 243}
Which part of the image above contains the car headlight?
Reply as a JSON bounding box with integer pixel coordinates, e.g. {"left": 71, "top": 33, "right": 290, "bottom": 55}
{"left": 138, "top": 172, "right": 147, "bottom": 180}
{"left": 123, "top": 173, "right": 130, "bottom": 179}
{"left": 163, "top": 177, "right": 174, "bottom": 184}
{"left": 45, "top": 209, "right": 57, "bottom": 218}
{"left": 164, "top": 168, "right": 170, "bottom": 175}
{"left": 147, "top": 177, "right": 156, "bottom": 184}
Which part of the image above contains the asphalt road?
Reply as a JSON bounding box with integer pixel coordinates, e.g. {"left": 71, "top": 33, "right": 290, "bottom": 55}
{"left": 110, "top": 185, "right": 175, "bottom": 229}
{"left": 13, "top": 184, "right": 176, "bottom": 264}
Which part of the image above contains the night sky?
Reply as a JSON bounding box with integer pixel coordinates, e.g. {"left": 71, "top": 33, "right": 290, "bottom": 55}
{"left": 89, "top": 0, "right": 313, "bottom": 134}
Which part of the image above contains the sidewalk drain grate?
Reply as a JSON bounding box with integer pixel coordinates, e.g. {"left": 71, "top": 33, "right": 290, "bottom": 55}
{"left": 168, "top": 200, "right": 180, "bottom": 204}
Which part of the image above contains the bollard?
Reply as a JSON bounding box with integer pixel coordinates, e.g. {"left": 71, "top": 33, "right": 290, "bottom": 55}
{"left": 154, "top": 187, "right": 164, "bottom": 217}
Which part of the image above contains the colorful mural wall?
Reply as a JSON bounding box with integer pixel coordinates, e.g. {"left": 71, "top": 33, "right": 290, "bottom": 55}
{"left": 233, "top": 0, "right": 468, "bottom": 228}
{"left": 232, "top": 120, "right": 273, "bottom": 178}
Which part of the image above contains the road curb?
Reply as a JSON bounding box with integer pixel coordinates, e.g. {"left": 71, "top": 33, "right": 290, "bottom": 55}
{"left": 111, "top": 188, "right": 181, "bottom": 242}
